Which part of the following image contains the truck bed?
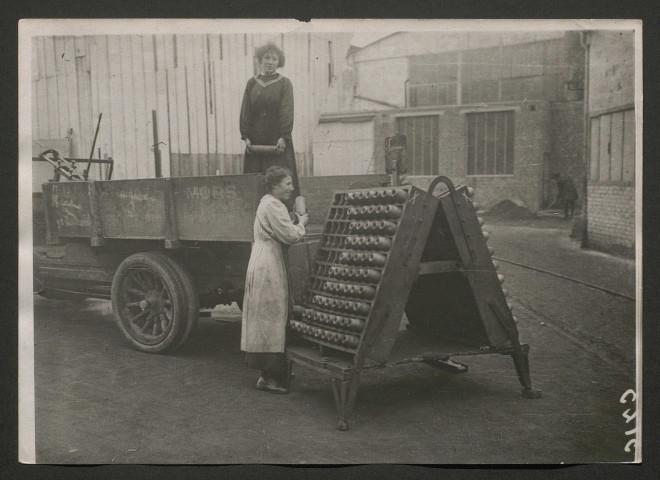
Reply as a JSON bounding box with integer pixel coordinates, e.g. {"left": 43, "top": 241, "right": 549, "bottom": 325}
{"left": 41, "top": 174, "right": 389, "bottom": 245}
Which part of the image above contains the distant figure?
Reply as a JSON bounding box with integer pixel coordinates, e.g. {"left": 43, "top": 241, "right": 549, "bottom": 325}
{"left": 240, "top": 42, "right": 300, "bottom": 208}
{"left": 552, "top": 173, "right": 579, "bottom": 219}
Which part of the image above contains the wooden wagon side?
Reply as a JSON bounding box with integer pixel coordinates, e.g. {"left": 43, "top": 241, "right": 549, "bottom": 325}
{"left": 34, "top": 173, "right": 389, "bottom": 353}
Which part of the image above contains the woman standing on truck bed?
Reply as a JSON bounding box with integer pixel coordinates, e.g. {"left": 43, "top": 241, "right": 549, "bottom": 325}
{"left": 240, "top": 42, "right": 300, "bottom": 208}
{"left": 241, "top": 166, "right": 308, "bottom": 394}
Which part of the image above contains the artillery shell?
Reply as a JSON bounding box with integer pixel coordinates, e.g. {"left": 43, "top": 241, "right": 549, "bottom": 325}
{"left": 347, "top": 207, "right": 360, "bottom": 218}
{"left": 343, "top": 335, "right": 360, "bottom": 348}
{"left": 361, "top": 268, "right": 381, "bottom": 283}
{"left": 379, "top": 220, "right": 398, "bottom": 235}
{"left": 387, "top": 188, "right": 408, "bottom": 203}
{"left": 344, "top": 318, "right": 366, "bottom": 331}
{"left": 351, "top": 301, "right": 371, "bottom": 316}
{"left": 355, "top": 285, "right": 376, "bottom": 299}
{"left": 371, "top": 236, "right": 391, "bottom": 251}
{"left": 366, "top": 253, "right": 387, "bottom": 267}
{"left": 382, "top": 204, "right": 402, "bottom": 219}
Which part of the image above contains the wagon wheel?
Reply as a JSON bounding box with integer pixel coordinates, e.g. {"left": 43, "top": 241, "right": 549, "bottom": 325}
{"left": 149, "top": 252, "right": 199, "bottom": 350}
{"left": 111, "top": 252, "right": 188, "bottom": 353}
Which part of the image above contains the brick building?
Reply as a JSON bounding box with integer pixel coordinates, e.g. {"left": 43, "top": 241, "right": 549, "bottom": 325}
{"left": 314, "top": 31, "right": 587, "bottom": 213}
{"left": 584, "top": 31, "right": 636, "bottom": 257}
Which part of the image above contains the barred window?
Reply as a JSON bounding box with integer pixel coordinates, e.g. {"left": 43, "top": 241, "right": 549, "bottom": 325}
{"left": 395, "top": 115, "right": 440, "bottom": 175}
{"left": 467, "top": 111, "right": 514, "bottom": 175}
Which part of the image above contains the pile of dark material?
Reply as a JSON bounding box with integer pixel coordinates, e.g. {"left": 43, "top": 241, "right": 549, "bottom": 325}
{"left": 483, "top": 199, "right": 536, "bottom": 220}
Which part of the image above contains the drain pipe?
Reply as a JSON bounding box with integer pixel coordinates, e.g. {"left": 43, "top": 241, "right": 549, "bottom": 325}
{"left": 579, "top": 31, "right": 590, "bottom": 248}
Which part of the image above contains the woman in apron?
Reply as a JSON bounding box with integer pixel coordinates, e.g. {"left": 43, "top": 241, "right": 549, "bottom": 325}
{"left": 241, "top": 166, "right": 308, "bottom": 394}
{"left": 240, "top": 42, "right": 300, "bottom": 209}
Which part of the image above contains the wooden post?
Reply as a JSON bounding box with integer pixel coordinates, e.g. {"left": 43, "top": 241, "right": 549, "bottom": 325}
{"left": 87, "top": 181, "right": 105, "bottom": 247}
{"left": 163, "top": 178, "right": 180, "bottom": 249}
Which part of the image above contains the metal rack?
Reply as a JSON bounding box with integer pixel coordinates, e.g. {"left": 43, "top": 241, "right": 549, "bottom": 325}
{"left": 288, "top": 176, "right": 541, "bottom": 430}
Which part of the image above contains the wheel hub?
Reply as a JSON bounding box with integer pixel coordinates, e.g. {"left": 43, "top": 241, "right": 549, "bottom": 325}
{"left": 140, "top": 291, "right": 163, "bottom": 312}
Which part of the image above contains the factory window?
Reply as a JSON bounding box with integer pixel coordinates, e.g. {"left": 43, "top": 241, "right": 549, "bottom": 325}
{"left": 395, "top": 115, "right": 440, "bottom": 175}
{"left": 467, "top": 111, "right": 514, "bottom": 176}
{"left": 407, "top": 52, "right": 458, "bottom": 107}
{"left": 589, "top": 108, "right": 635, "bottom": 184}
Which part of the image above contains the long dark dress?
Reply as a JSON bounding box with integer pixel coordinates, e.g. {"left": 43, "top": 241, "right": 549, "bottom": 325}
{"left": 240, "top": 73, "right": 300, "bottom": 199}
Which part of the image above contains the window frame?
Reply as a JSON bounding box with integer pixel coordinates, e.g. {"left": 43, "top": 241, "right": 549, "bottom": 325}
{"left": 463, "top": 109, "right": 516, "bottom": 177}
{"left": 394, "top": 112, "right": 442, "bottom": 176}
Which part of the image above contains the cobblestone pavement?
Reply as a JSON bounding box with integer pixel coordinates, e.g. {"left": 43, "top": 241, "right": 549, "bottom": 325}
{"left": 33, "top": 217, "right": 638, "bottom": 464}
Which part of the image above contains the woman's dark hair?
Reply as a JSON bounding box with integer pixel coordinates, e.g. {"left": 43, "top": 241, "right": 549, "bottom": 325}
{"left": 255, "top": 42, "right": 285, "bottom": 68}
{"left": 264, "top": 166, "right": 292, "bottom": 190}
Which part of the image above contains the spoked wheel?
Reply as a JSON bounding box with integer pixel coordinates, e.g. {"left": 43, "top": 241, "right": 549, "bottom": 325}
{"left": 149, "top": 251, "right": 199, "bottom": 349}
{"left": 111, "top": 252, "right": 188, "bottom": 353}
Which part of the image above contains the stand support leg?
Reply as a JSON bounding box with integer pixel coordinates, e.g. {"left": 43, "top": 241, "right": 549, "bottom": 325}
{"left": 489, "top": 301, "right": 542, "bottom": 400}
{"left": 331, "top": 378, "right": 343, "bottom": 417}
{"left": 511, "top": 350, "right": 542, "bottom": 399}
{"left": 332, "top": 372, "right": 362, "bottom": 431}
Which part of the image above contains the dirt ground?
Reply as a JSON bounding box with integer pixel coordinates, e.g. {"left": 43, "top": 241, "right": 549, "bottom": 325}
{"left": 32, "top": 217, "right": 638, "bottom": 464}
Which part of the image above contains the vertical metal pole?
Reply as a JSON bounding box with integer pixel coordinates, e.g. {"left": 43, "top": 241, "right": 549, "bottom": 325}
{"left": 152, "top": 110, "right": 162, "bottom": 178}
{"left": 580, "top": 33, "right": 590, "bottom": 249}
{"left": 84, "top": 113, "right": 103, "bottom": 179}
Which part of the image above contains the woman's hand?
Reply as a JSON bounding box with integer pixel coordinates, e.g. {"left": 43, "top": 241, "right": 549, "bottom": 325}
{"left": 244, "top": 138, "right": 253, "bottom": 153}
{"left": 276, "top": 137, "right": 286, "bottom": 154}
{"left": 295, "top": 212, "right": 309, "bottom": 227}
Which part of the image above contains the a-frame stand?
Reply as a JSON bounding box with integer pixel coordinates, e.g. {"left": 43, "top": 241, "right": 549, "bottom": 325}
{"left": 287, "top": 176, "right": 541, "bottom": 431}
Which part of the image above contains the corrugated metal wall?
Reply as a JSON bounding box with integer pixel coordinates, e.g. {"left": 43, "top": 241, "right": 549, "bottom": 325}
{"left": 31, "top": 33, "right": 351, "bottom": 180}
